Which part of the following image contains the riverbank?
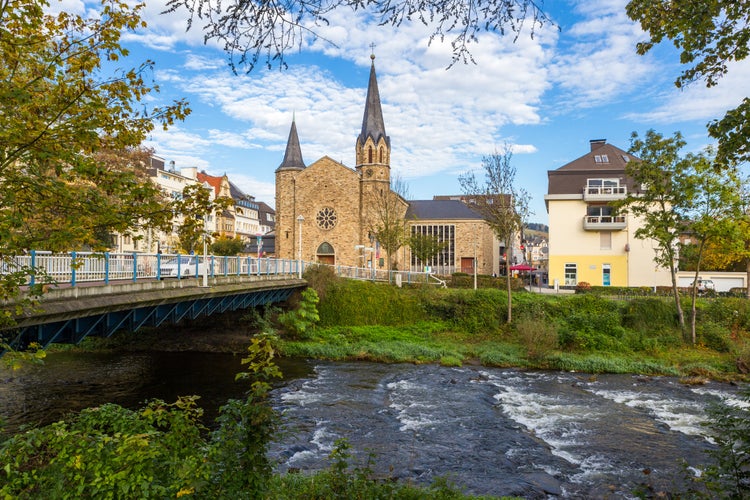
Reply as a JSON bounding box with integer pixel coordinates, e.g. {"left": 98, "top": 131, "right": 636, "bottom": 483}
{"left": 49, "top": 269, "right": 750, "bottom": 384}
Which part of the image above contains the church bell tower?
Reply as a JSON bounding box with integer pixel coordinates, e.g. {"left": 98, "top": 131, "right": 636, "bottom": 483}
{"left": 356, "top": 54, "right": 390, "bottom": 185}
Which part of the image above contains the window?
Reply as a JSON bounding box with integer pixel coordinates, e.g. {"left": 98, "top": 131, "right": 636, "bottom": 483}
{"left": 410, "top": 224, "right": 455, "bottom": 271}
{"left": 316, "top": 207, "right": 337, "bottom": 229}
{"left": 587, "top": 205, "right": 614, "bottom": 217}
{"left": 368, "top": 147, "right": 373, "bottom": 163}
{"left": 602, "top": 264, "right": 611, "bottom": 286}
{"left": 622, "top": 155, "right": 630, "bottom": 163}
{"left": 594, "top": 154, "right": 610, "bottom": 163}
{"left": 379, "top": 147, "right": 384, "bottom": 163}
{"left": 586, "top": 178, "right": 623, "bottom": 195}
{"left": 564, "top": 263, "right": 577, "bottom": 286}
{"left": 600, "top": 231, "right": 612, "bottom": 250}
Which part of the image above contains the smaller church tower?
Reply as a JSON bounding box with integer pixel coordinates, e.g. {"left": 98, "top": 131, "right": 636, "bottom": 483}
{"left": 275, "top": 119, "right": 306, "bottom": 260}
{"left": 356, "top": 54, "right": 390, "bottom": 184}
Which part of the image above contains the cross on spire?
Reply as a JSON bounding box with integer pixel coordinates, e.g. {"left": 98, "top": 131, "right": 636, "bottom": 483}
{"left": 369, "top": 43, "right": 376, "bottom": 58}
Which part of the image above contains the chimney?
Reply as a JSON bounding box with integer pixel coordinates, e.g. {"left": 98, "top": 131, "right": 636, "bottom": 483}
{"left": 590, "top": 139, "right": 606, "bottom": 151}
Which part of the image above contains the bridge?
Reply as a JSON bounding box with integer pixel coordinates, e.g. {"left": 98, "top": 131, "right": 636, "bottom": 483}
{"left": 1, "top": 252, "right": 438, "bottom": 352}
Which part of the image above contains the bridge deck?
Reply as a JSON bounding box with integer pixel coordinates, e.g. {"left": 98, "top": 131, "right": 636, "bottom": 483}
{"left": 3, "top": 275, "right": 306, "bottom": 351}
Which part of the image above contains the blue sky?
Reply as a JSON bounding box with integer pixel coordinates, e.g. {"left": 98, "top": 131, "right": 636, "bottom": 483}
{"left": 60, "top": 0, "right": 750, "bottom": 224}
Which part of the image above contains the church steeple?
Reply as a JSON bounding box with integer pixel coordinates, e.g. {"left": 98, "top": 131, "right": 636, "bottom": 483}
{"left": 276, "top": 118, "right": 306, "bottom": 172}
{"left": 358, "top": 55, "right": 389, "bottom": 149}
{"left": 356, "top": 54, "right": 390, "bottom": 172}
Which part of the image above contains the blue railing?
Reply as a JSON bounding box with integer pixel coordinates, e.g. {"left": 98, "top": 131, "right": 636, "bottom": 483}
{"left": 2, "top": 251, "right": 440, "bottom": 288}
{"left": 4, "top": 251, "right": 301, "bottom": 287}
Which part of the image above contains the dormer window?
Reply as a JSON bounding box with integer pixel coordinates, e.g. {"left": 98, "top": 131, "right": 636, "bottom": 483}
{"left": 594, "top": 154, "right": 609, "bottom": 163}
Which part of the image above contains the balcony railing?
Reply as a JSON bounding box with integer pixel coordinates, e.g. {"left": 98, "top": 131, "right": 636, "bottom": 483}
{"left": 582, "top": 215, "right": 627, "bottom": 231}
{"left": 583, "top": 185, "right": 627, "bottom": 201}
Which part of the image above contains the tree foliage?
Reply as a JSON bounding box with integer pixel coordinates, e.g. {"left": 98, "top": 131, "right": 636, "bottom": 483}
{"left": 626, "top": 0, "right": 750, "bottom": 165}
{"left": 164, "top": 0, "right": 553, "bottom": 72}
{"left": 0, "top": 0, "right": 189, "bottom": 252}
{"left": 458, "top": 145, "right": 531, "bottom": 323}
{"left": 678, "top": 148, "right": 742, "bottom": 343}
{"left": 210, "top": 235, "right": 245, "bottom": 256}
{"left": 618, "top": 130, "right": 690, "bottom": 329}
{"left": 367, "top": 176, "right": 410, "bottom": 272}
{"left": 173, "top": 184, "right": 233, "bottom": 254}
{"left": 408, "top": 232, "right": 447, "bottom": 269}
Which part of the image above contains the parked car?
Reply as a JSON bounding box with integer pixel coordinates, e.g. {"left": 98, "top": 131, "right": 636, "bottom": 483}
{"left": 159, "top": 256, "right": 206, "bottom": 278}
{"left": 690, "top": 278, "right": 715, "bottom": 294}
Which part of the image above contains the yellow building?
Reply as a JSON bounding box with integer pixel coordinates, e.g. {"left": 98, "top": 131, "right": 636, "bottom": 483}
{"left": 544, "top": 139, "right": 672, "bottom": 288}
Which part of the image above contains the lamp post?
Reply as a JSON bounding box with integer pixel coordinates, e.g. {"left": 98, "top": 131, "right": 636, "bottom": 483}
{"left": 297, "top": 215, "right": 305, "bottom": 278}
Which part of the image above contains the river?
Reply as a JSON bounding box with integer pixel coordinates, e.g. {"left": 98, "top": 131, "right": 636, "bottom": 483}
{"left": 1, "top": 350, "right": 746, "bottom": 498}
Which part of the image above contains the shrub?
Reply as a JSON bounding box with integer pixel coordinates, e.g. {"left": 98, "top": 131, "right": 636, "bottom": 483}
{"left": 697, "top": 321, "right": 733, "bottom": 353}
{"left": 514, "top": 311, "right": 558, "bottom": 360}
{"left": 278, "top": 288, "right": 320, "bottom": 339}
{"left": 302, "top": 264, "right": 339, "bottom": 301}
{"left": 575, "top": 281, "right": 591, "bottom": 293}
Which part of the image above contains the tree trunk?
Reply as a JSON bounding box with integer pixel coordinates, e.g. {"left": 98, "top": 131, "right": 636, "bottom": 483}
{"left": 668, "top": 249, "right": 685, "bottom": 330}
{"left": 506, "top": 247, "right": 513, "bottom": 323}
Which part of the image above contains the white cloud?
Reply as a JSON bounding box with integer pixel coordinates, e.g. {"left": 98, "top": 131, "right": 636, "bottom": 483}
{"left": 624, "top": 59, "right": 750, "bottom": 124}
{"left": 548, "top": 0, "right": 657, "bottom": 109}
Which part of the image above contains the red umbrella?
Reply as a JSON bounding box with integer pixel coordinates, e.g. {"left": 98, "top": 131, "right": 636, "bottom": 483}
{"left": 509, "top": 264, "right": 535, "bottom": 271}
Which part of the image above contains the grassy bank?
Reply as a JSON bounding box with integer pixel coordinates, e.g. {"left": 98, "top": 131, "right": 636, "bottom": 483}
{"left": 278, "top": 268, "right": 750, "bottom": 381}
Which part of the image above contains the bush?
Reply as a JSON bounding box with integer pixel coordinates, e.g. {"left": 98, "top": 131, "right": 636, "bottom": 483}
{"left": 697, "top": 321, "right": 733, "bottom": 353}
{"left": 575, "top": 281, "right": 591, "bottom": 293}
{"left": 302, "top": 264, "right": 339, "bottom": 301}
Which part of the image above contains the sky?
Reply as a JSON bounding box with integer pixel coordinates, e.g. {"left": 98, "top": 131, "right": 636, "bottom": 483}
{"left": 60, "top": 0, "right": 750, "bottom": 224}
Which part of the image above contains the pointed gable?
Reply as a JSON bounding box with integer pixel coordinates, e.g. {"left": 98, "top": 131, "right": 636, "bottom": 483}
{"left": 357, "top": 55, "right": 390, "bottom": 148}
{"left": 276, "top": 119, "right": 306, "bottom": 172}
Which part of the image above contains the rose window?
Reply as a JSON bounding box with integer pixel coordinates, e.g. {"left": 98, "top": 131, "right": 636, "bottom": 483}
{"left": 316, "top": 207, "right": 337, "bottom": 229}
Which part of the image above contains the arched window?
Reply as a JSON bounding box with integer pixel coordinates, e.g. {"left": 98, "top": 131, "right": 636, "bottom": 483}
{"left": 368, "top": 146, "right": 373, "bottom": 163}
{"left": 379, "top": 147, "right": 384, "bottom": 163}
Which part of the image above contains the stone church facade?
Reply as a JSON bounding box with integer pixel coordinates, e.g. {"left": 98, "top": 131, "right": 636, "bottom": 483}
{"left": 275, "top": 56, "right": 501, "bottom": 275}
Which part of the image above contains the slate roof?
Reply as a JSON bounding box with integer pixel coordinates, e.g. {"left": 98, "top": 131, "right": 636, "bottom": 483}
{"left": 405, "top": 199, "right": 484, "bottom": 220}
{"left": 277, "top": 119, "right": 306, "bottom": 171}
{"left": 358, "top": 56, "right": 390, "bottom": 148}
{"left": 547, "top": 139, "right": 642, "bottom": 196}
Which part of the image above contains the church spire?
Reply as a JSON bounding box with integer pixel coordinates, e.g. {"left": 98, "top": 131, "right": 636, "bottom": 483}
{"left": 276, "top": 118, "right": 306, "bottom": 171}
{"left": 358, "top": 54, "right": 389, "bottom": 149}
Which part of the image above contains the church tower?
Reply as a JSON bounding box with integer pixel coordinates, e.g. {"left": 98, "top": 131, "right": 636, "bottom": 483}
{"left": 275, "top": 118, "right": 306, "bottom": 260}
{"left": 356, "top": 54, "right": 390, "bottom": 185}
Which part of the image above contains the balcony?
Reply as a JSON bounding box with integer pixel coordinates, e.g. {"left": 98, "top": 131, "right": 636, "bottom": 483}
{"left": 583, "top": 185, "right": 627, "bottom": 202}
{"left": 582, "top": 215, "right": 627, "bottom": 231}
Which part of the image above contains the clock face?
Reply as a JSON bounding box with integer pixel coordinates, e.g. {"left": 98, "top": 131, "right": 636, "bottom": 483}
{"left": 365, "top": 168, "right": 373, "bottom": 177}
{"left": 316, "top": 207, "right": 337, "bottom": 230}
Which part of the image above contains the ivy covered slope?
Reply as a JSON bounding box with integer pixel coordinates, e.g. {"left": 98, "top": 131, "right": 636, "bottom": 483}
{"left": 277, "top": 266, "right": 750, "bottom": 381}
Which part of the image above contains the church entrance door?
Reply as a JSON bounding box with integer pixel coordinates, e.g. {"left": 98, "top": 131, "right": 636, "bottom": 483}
{"left": 318, "top": 255, "right": 335, "bottom": 265}
{"left": 461, "top": 257, "right": 475, "bottom": 274}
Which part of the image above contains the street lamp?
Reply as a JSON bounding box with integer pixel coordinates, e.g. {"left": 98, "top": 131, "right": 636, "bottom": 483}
{"left": 297, "top": 215, "right": 305, "bottom": 278}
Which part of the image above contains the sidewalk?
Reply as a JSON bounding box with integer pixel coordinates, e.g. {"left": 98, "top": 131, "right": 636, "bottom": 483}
{"left": 526, "top": 285, "right": 574, "bottom": 294}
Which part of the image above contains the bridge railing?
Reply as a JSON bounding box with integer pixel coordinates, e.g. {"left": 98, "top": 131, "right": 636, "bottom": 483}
{"left": 4, "top": 251, "right": 302, "bottom": 287}
{"left": 3, "top": 252, "right": 440, "bottom": 288}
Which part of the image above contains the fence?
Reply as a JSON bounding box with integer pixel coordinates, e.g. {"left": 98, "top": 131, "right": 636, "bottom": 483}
{"left": 2, "top": 252, "right": 442, "bottom": 287}
{"left": 3, "top": 251, "right": 301, "bottom": 286}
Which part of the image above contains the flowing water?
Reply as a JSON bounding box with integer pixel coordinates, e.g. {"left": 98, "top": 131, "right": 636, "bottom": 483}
{"left": 1, "top": 352, "right": 746, "bottom": 498}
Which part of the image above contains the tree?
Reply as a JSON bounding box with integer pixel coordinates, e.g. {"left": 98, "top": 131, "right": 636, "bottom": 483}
{"left": 173, "top": 184, "right": 234, "bottom": 254}
{"left": 367, "top": 175, "right": 410, "bottom": 273}
{"left": 211, "top": 235, "right": 245, "bottom": 256}
{"left": 407, "top": 232, "right": 447, "bottom": 271}
{"left": 679, "top": 149, "right": 742, "bottom": 343}
{"left": 618, "top": 130, "right": 690, "bottom": 330}
{"left": 458, "top": 145, "right": 530, "bottom": 323}
{"left": 0, "top": 0, "right": 189, "bottom": 251}
{"left": 164, "top": 0, "right": 553, "bottom": 72}
{"left": 626, "top": 1, "right": 750, "bottom": 166}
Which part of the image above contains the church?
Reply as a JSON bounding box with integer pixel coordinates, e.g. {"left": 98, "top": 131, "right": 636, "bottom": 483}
{"left": 274, "top": 56, "right": 503, "bottom": 276}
